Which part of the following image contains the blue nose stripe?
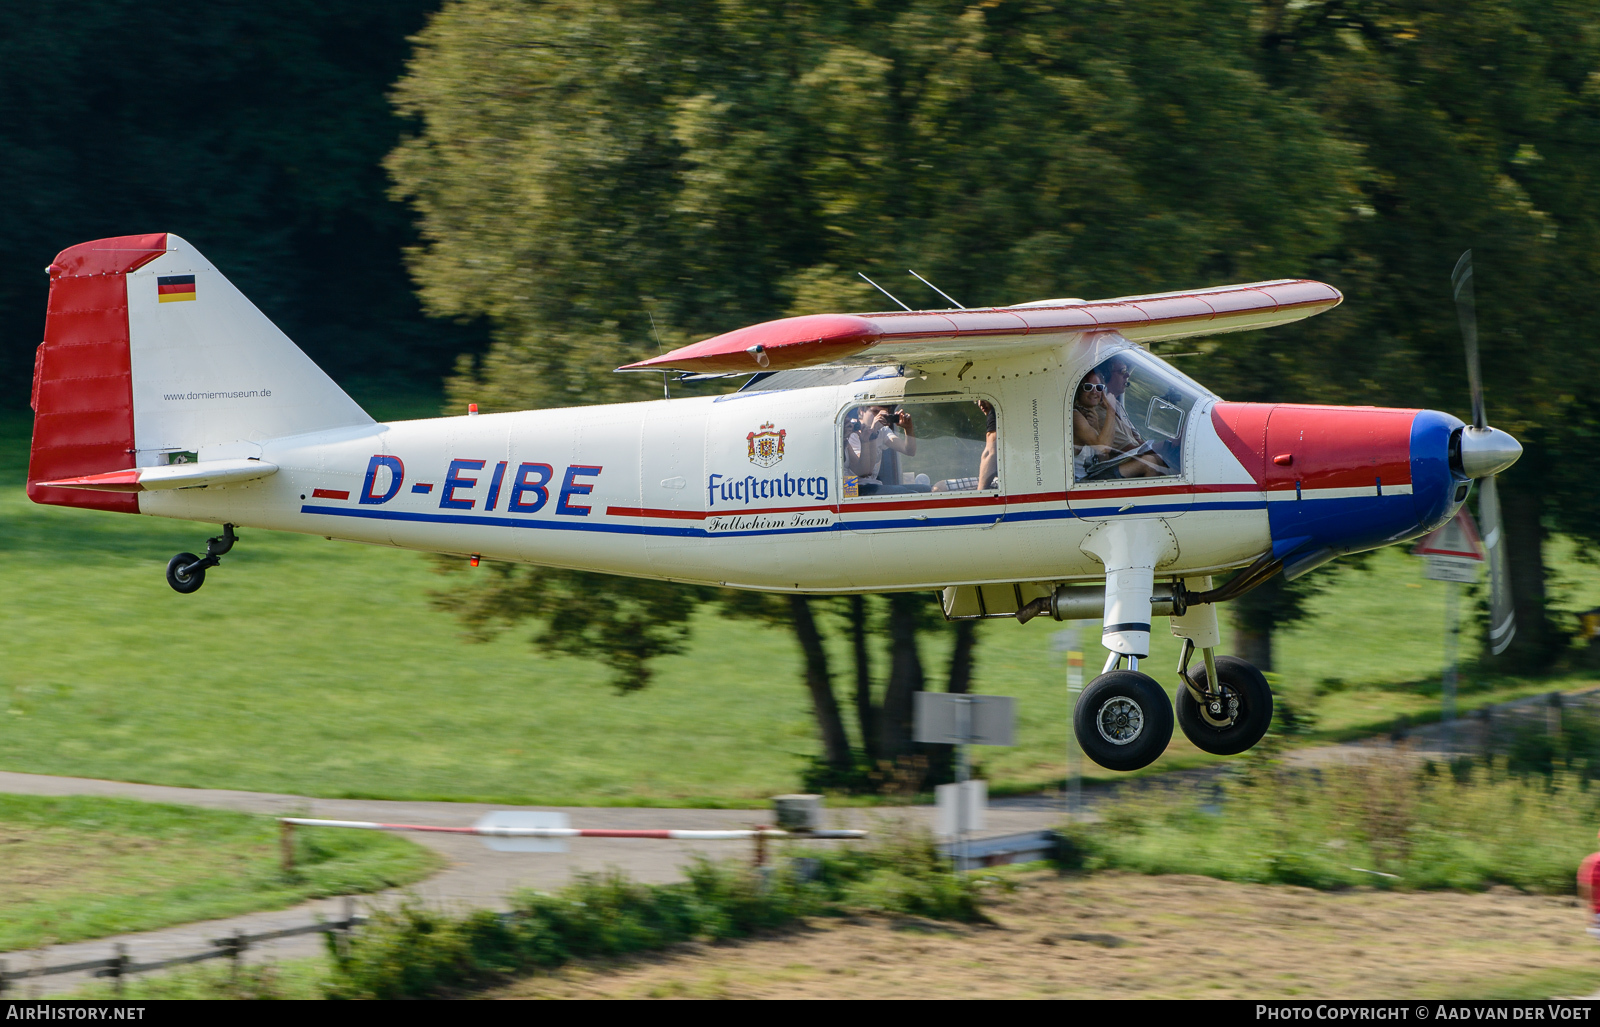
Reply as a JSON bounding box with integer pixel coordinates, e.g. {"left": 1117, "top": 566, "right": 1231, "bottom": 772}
{"left": 1410, "top": 409, "right": 1466, "bottom": 537}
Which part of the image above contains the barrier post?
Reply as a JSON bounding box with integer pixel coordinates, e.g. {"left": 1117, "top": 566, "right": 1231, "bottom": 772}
{"left": 753, "top": 826, "right": 768, "bottom": 867}
{"left": 280, "top": 819, "right": 295, "bottom": 874}
{"left": 109, "top": 944, "right": 127, "bottom": 997}
{"left": 337, "top": 896, "right": 355, "bottom": 958}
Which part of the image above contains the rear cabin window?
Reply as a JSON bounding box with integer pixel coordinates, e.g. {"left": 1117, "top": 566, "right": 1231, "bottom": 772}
{"left": 1071, "top": 348, "right": 1202, "bottom": 482}
{"left": 841, "top": 398, "right": 998, "bottom": 498}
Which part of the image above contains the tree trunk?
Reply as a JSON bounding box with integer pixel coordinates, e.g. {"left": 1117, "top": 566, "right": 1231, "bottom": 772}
{"left": 850, "top": 595, "right": 878, "bottom": 762}
{"left": 1232, "top": 623, "right": 1273, "bottom": 673}
{"left": 787, "top": 595, "right": 851, "bottom": 769}
{"left": 925, "top": 618, "right": 980, "bottom": 784}
{"left": 879, "top": 593, "right": 924, "bottom": 761}
{"left": 947, "top": 620, "right": 977, "bottom": 694}
{"left": 1496, "top": 456, "right": 1553, "bottom": 672}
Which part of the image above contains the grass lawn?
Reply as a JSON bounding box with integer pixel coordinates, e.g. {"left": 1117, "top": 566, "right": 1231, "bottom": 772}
{"left": 1, "top": 399, "right": 1596, "bottom": 805}
{"left": 0, "top": 793, "right": 436, "bottom": 951}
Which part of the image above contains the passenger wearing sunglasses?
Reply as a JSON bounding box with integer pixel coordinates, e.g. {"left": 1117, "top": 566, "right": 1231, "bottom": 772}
{"left": 1072, "top": 371, "right": 1166, "bottom": 480}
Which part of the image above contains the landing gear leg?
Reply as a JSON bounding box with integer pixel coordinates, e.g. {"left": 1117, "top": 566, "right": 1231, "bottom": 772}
{"left": 165, "top": 524, "right": 238, "bottom": 594}
{"left": 1074, "top": 519, "right": 1180, "bottom": 773}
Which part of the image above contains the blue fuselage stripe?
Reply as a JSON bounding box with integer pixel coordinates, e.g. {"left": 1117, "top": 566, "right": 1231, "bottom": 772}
{"left": 299, "top": 497, "right": 1269, "bottom": 538}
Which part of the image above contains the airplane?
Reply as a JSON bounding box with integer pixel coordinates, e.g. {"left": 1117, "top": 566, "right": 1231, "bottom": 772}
{"left": 25, "top": 233, "right": 1524, "bottom": 772}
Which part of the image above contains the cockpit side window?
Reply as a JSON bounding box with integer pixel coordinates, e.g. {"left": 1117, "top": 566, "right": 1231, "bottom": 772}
{"left": 841, "top": 397, "right": 999, "bottom": 498}
{"left": 1071, "top": 349, "right": 1201, "bottom": 482}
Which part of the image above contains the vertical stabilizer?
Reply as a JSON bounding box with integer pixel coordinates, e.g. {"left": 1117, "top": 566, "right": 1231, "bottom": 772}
{"left": 29, "top": 233, "right": 374, "bottom": 511}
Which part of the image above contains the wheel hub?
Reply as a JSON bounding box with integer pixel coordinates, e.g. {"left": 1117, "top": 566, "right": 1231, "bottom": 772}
{"left": 1200, "top": 687, "right": 1239, "bottom": 728}
{"left": 1095, "top": 696, "right": 1146, "bottom": 745}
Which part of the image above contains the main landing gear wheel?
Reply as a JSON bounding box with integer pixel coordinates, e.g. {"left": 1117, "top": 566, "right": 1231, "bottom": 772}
{"left": 1176, "top": 655, "right": 1273, "bottom": 756}
{"left": 1073, "top": 670, "right": 1174, "bottom": 772}
{"left": 166, "top": 553, "right": 206, "bottom": 594}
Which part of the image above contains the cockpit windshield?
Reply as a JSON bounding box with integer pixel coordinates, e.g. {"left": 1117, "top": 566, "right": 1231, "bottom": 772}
{"left": 1071, "top": 348, "right": 1207, "bottom": 482}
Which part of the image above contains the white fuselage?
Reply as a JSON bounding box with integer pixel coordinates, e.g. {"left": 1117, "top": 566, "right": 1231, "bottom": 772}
{"left": 141, "top": 341, "right": 1271, "bottom": 593}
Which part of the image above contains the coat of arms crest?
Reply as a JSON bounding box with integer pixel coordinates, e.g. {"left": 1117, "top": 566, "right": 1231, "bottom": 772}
{"left": 747, "top": 422, "right": 786, "bottom": 467}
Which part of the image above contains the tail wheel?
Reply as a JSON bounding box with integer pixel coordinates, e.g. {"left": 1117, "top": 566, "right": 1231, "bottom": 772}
{"left": 1073, "top": 670, "right": 1174, "bottom": 772}
{"left": 1176, "top": 655, "right": 1273, "bottom": 756}
{"left": 166, "top": 553, "right": 206, "bottom": 594}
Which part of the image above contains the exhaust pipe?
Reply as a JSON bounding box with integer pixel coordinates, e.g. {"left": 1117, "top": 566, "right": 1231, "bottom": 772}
{"left": 1016, "top": 583, "right": 1188, "bottom": 624}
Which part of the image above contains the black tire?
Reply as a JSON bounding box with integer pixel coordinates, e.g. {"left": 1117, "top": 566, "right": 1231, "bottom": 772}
{"left": 166, "top": 553, "right": 206, "bottom": 594}
{"left": 1073, "top": 670, "right": 1174, "bottom": 772}
{"left": 1176, "top": 655, "right": 1273, "bottom": 756}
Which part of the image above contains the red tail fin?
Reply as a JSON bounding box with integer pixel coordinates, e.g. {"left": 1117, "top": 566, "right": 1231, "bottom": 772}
{"left": 28, "top": 233, "right": 168, "bottom": 512}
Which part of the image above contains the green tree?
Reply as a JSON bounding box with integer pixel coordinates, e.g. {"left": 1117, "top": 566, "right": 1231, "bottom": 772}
{"left": 1200, "top": 0, "right": 1600, "bottom": 670}
{"left": 389, "top": 0, "right": 1364, "bottom": 774}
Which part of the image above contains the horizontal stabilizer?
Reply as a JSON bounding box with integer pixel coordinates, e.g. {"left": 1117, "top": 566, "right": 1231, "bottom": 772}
{"left": 39, "top": 458, "right": 278, "bottom": 493}
{"left": 619, "top": 279, "right": 1341, "bottom": 374}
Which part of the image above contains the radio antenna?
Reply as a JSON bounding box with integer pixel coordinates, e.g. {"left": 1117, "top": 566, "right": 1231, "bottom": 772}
{"left": 648, "top": 309, "right": 670, "bottom": 399}
{"left": 857, "top": 272, "right": 913, "bottom": 311}
{"left": 907, "top": 269, "right": 965, "bottom": 309}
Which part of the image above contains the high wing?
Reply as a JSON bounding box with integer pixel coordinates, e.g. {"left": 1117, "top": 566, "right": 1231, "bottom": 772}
{"left": 618, "top": 279, "right": 1341, "bottom": 374}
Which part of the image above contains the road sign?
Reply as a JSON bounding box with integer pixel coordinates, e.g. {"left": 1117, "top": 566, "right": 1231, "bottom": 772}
{"left": 913, "top": 693, "right": 1016, "bottom": 746}
{"left": 1416, "top": 507, "right": 1484, "bottom": 582}
{"left": 474, "top": 810, "right": 570, "bottom": 852}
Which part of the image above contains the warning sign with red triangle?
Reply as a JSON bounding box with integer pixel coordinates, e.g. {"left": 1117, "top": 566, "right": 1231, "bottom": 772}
{"left": 1415, "top": 508, "right": 1484, "bottom": 561}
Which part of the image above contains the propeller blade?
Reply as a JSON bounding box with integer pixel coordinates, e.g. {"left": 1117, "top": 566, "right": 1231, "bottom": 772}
{"left": 1477, "top": 474, "right": 1516, "bottom": 655}
{"left": 1451, "top": 250, "right": 1487, "bottom": 430}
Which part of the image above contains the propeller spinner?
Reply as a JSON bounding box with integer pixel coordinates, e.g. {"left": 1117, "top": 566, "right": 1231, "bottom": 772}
{"left": 1450, "top": 251, "right": 1521, "bottom": 655}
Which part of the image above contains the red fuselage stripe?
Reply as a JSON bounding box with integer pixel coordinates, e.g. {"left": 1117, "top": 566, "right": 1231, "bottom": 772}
{"left": 604, "top": 483, "right": 1269, "bottom": 521}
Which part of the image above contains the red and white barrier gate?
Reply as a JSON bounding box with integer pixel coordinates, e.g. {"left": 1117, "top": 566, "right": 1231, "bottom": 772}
{"left": 277, "top": 814, "right": 865, "bottom": 869}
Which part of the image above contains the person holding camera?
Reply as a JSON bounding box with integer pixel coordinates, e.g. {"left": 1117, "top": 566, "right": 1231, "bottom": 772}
{"left": 844, "top": 404, "right": 919, "bottom": 495}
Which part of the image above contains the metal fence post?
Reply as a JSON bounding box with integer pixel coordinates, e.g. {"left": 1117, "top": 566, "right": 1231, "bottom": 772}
{"left": 338, "top": 896, "right": 355, "bottom": 958}
{"left": 280, "top": 819, "right": 295, "bottom": 874}
{"left": 752, "top": 826, "right": 768, "bottom": 867}
{"left": 110, "top": 944, "right": 127, "bottom": 997}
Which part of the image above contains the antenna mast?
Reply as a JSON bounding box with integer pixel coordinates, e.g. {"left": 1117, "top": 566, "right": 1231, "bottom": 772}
{"left": 648, "top": 310, "right": 670, "bottom": 399}
{"left": 857, "top": 272, "right": 913, "bottom": 311}
{"left": 907, "top": 270, "right": 965, "bottom": 309}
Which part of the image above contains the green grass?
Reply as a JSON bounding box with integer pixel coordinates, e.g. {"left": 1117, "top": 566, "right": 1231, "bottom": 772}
{"left": 1058, "top": 758, "right": 1600, "bottom": 894}
{"left": 69, "top": 956, "right": 333, "bottom": 1000}
{"left": 2, "top": 408, "right": 1597, "bottom": 804}
{"left": 0, "top": 794, "right": 437, "bottom": 951}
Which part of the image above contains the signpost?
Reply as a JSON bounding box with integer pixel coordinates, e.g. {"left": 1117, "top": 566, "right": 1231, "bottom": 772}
{"left": 914, "top": 692, "right": 1016, "bottom": 868}
{"left": 1052, "top": 627, "right": 1085, "bottom": 822}
{"left": 1414, "top": 507, "right": 1486, "bottom": 747}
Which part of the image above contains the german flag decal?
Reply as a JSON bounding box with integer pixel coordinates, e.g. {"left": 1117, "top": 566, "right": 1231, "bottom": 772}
{"left": 157, "top": 275, "right": 197, "bottom": 302}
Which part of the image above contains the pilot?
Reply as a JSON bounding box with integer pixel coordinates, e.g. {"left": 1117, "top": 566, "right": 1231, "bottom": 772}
{"left": 1073, "top": 372, "right": 1165, "bottom": 479}
{"left": 845, "top": 405, "right": 920, "bottom": 494}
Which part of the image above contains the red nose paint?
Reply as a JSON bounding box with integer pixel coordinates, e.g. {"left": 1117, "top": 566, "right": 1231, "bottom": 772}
{"left": 1212, "top": 403, "right": 1416, "bottom": 493}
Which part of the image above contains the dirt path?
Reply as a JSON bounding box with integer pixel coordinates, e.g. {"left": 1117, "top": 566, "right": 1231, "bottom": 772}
{"left": 488, "top": 869, "right": 1600, "bottom": 1000}
{"left": 0, "top": 770, "right": 1057, "bottom": 996}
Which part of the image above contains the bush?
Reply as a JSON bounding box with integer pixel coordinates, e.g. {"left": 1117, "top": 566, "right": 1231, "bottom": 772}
{"left": 326, "top": 828, "right": 981, "bottom": 999}
{"left": 1055, "top": 756, "right": 1600, "bottom": 894}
